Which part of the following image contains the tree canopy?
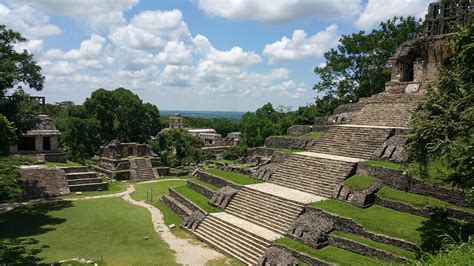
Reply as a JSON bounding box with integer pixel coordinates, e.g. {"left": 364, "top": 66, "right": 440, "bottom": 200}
{"left": 0, "top": 24, "right": 44, "bottom": 96}
{"left": 406, "top": 17, "right": 473, "bottom": 191}
{"left": 313, "top": 16, "right": 422, "bottom": 116}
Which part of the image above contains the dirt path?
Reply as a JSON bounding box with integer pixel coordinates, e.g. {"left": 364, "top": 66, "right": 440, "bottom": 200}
{"left": 122, "top": 186, "right": 224, "bottom": 265}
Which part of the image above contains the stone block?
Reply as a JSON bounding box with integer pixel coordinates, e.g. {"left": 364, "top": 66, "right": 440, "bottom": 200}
{"left": 20, "top": 165, "right": 70, "bottom": 198}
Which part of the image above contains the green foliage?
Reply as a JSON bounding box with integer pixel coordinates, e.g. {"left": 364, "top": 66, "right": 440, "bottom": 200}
{"left": 240, "top": 103, "right": 293, "bottom": 147}
{"left": 155, "top": 128, "right": 210, "bottom": 167}
{"left": 361, "top": 160, "right": 403, "bottom": 170}
{"left": 417, "top": 238, "right": 474, "bottom": 265}
{"left": 0, "top": 24, "right": 44, "bottom": 96}
{"left": 174, "top": 185, "right": 220, "bottom": 213}
{"left": 205, "top": 168, "right": 263, "bottom": 185}
{"left": 0, "top": 89, "right": 40, "bottom": 136}
{"left": 0, "top": 156, "right": 34, "bottom": 203}
{"left": 0, "top": 115, "right": 16, "bottom": 155}
{"left": 314, "top": 16, "right": 422, "bottom": 114}
{"left": 406, "top": 17, "right": 473, "bottom": 190}
{"left": 223, "top": 144, "right": 248, "bottom": 160}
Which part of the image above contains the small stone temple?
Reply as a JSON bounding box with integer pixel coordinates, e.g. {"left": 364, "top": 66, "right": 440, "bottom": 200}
{"left": 94, "top": 140, "right": 164, "bottom": 180}
{"left": 9, "top": 114, "right": 66, "bottom": 162}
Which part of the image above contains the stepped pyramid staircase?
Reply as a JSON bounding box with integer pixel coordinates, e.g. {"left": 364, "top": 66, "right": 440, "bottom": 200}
{"left": 188, "top": 90, "right": 422, "bottom": 264}
{"left": 61, "top": 166, "right": 108, "bottom": 192}
{"left": 130, "top": 158, "right": 158, "bottom": 180}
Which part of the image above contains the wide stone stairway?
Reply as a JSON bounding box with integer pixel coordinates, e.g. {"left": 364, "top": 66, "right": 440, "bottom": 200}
{"left": 130, "top": 158, "right": 157, "bottom": 180}
{"left": 309, "top": 125, "right": 394, "bottom": 159}
{"left": 62, "top": 166, "right": 108, "bottom": 192}
{"left": 269, "top": 153, "right": 357, "bottom": 197}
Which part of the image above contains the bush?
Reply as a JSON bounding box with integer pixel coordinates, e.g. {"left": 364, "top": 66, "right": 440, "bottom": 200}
{"left": 223, "top": 144, "right": 248, "bottom": 160}
{"left": 0, "top": 156, "right": 34, "bottom": 203}
{"left": 0, "top": 115, "right": 17, "bottom": 156}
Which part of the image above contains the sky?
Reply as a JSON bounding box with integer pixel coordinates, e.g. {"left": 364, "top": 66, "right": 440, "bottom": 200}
{"left": 1, "top": 0, "right": 434, "bottom": 111}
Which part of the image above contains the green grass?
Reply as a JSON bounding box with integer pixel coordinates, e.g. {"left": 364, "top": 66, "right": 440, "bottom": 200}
{"left": 205, "top": 168, "right": 264, "bottom": 185}
{"left": 362, "top": 160, "right": 402, "bottom": 170}
{"left": 44, "top": 161, "right": 82, "bottom": 168}
{"left": 61, "top": 181, "right": 128, "bottom": 199}
{"left": 131, "top": 179, "right": 188, "bottom": 237}
{"left": 344, "top": 175, "right": 377, "bottom": 191}
{"left": 190, "top": 178, "right": 219, "bottom": 191}
{"left": 210, "top": 159, "right": 234, "bottom": 165}
{"left": 0, "top": 198, "right": 177, "bottom": 265}
{"left": 304, "top": 131, "right": 323, "bottom": 137}
{"left": 276, "top": 237, "right": 381, "bottom": 265}
{"left": 416, "top": 240, "right": 474, "bottom": 265}
{"left": 311, "top": 200, "right": 426, "bottom": 244}
{"left": 330, "top": 231, "right": 417, "bottom": 260}
{"left": 269, "top": 148, "right": 306, "bottom": 154}
{"left": 174, "top": 185, "right": 220, "bottom": 213}
{"left": 376, "top": 186, "right": 474, "bottom": 214}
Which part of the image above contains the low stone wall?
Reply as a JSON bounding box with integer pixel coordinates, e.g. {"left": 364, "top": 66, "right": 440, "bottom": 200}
{"left": 41, "top": 153, "right": 67, "bottom": 163}
{"left": 155, "top": 166, "right": 170, "bottom": 176}
{"left": 194, "top": 170, "right": 240, "bottom": 189}
{"left": 160, "top": 195, "right": 190, "bottom": 218}
{"left": 272, "top": 243, "right": 331, "bottom": 266}
{"left": 328, "top": 236, "right": 408, "bottom": 264}
{"left": 94, "top": 167, "right": 130, "bottom": 180}
{"left": 375, "top": 196, "right": 474, "bottom": 223}
{"left": 169, "top": 187, "right": 206, "bottom": 214}
{"left": 187, "top": 180, "right": 215, "bottom": 200}
{"left": 215, "top": 165, "right": 251, "bottom": 176}
{"left": 19, "top": 166, "right": 70, "bottom": 199}
{"left": 357, "top": 164, "right": 468, "bottom": 207}
{"left": 264, "top": 136, "right": 320, "bottom": 150}
{"left": 305, "top": 207, "right": 420, "bottom": 252}
{"left": 287, "top": 125, "right": 330, "bottom": 136}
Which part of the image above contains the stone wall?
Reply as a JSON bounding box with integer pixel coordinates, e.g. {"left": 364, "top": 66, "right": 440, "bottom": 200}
{"left": 264, "top": 136, "right": 320, "bottom": 150}
{"left": 328, "top": 236, "right": 408, "bottom": 264}
{"left": 357, "top": 164, "right": 469, "bottom": 207}
{"left": 160, "top": 195, "right": 191, "bottom": 218}
{"left": 194, "top": 170, "right": 240, "bottom": 189}
{"left": 287, "top": 125, "right": 330, "bottom": 136}
{"left": 169, "top": 187, "right": 206, "bottom": 213}
{"left": 271, "top": 244, "right": 331, "bottom": 266}
{"left": 187, "top": 180, "right": 215, "bottom": 199}
{"left": 19, "top": 166, "right": 70, "bottom": 199}
{"left": 305, "top": 207, "right": 420, "bottom": 252}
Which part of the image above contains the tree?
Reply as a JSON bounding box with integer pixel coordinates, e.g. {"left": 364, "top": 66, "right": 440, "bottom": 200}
{"left": 313, "top": 16, "right": 422, "bottom": 115}
{"left": 0, "top": 24, "right": 44, "bottom": 96}
{"left": 0, "top": 115, "right": 16, "bottom": 155}
{"left": 0, "top": 89, "right": 40, "bottom": 135}
{"left": 155, "top": 129, "right": 210, "bottom": 167}
{"left": 405, "top": 16, "right": 473, "bottom": 191}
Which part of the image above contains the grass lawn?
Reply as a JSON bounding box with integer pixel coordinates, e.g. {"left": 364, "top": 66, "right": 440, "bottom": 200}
{"left": 376, "top": 186, "right": 474, "bottom": 214}
{"left": 0, "top": 198, "right": 177, "bottom": 265}
{"left": 330, "top": 231, "right": 417, "bottom": 260}
{"left": 205, "top": 168, "right": 264, "bottom": 185}
{"left": 311, "top": 200, "right": 426, "bottom": 244}
{"left": 131, "top": 179, "right": 189, "bottom": 238}
{"left": 304, "top": 131, "right": 323, "bottom": 137}
{"left": 190, "top": 178, "right": 219, "bottom": 191}
{"left": 343, "top": 175, "right": 377, "bottom": 191}
{"left": 210, "top": 159, "right": 234, "bottom": 165}
{"left": 44, "top": 161, "right": 82, "bottom": 168}
{"left": 276, "top": 237, "right": 381, "bottom": 265}
{"left": 174, "top": 185, "right": 220, "bottom": 213}
{"left": 61, "top": 181, "right": 128, "bottom": 199}
{"left": 361, "top": 160, "right": 402, "bottom": 170}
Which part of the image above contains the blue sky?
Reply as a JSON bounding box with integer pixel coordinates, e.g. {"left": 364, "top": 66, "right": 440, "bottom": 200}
{"left": 1, "top": 0, "right": 432, "bottom": 111}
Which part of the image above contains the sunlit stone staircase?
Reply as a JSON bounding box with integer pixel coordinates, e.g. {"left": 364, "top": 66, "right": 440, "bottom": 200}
{"left": 130, "top": 158, "right": 157, "bottom": 180}
{"left": 269, "top": 153, "right": 356, "bottom": 197}
{"left": 62, "top": 166, "right": 107, "bottom": 192}
{"left": 309, "top": 125, "right": 394, "bottom": 159}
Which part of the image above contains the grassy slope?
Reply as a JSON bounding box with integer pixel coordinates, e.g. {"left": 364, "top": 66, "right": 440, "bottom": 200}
{"left": 205, "top": 168, "right": 263, "bottom": 185}
{"left": 44, "top": 161, "right": 82, "bottom": 168}
{"left": 343, "top": 175, "right": 377, "bottom": 190}
{"left": 304, "top": 131, "right": 323, "bottom": 137}
{"left": 131, "top": 179, "right": 188, "bottom": 237}
{"left": 311, "top": 200, "right": 425, "bottom": 244}
{"left": 361, "top": 160, "right": 402, "bottom": 170}
{"left": 61, "top": 181, "right": 128, "bottom": 199}
{"left": 376, "top": 186, "right": 474, "bottom": 214}
{"left": 0, "top": 198, "right": 177, "bottom": 265}
{"left": 190, "top": 177, "right": 219, "bottom": 191}
{"left": 276, "top": 237, "right": 381, "bottom": 265}
{"left": 330, "top": 231, "right": 417, "bottom": 260}
{"left": 174, "top": 185, "right": 220, "bottom": 213}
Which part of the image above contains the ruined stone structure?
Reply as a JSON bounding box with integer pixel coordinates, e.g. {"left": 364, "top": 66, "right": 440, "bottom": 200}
{"left": 424, "top": 0, "right": 472, "bottom": 37}
{"left": 94, "top": 140, "right": 162, "bottom": 180}
{"left": 168, "top": 113, "right": 184, "bottom": 129}
{"left": 161, "top": 2, "right": 471, "bottom": 265}
{"left": 10, "top": 114, "right": 66, "bottom": 162}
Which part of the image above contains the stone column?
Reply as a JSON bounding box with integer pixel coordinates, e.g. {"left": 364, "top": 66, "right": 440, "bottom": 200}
{"left": 35, "top": 136, "right": 43, "bottom": 152}
{"left": 51, "top": 136, "right": 59, "bottom": 152}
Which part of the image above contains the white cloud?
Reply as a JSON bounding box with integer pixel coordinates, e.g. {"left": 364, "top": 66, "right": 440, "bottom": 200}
{"left": 197, "top": 0, "right": 362, "bottom": 23}
{"left": 0, "top": 3, "right": 61, "bottom": 38}
{"left": 263, "top": 25, "right": 339, "bottom": 64}
{"left": 131, "top": 10, "right": 183, "bottom": 32}
{"left": 355, "top": 0, "right": 431, "bottom": 30}
{"left": 45, "top": 34, "right": 106, "bottom": 60}
{"left": 14, "top": 0, "right": 139, "bottom": 31}
{"left": 14, "top": 39, "right": 44, "bottom": 55}
{"left": 155, "top": 41, "right": 193, "bottom": 65}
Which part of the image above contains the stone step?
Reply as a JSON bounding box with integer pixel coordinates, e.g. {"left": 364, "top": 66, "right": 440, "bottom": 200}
{"left": 238, "top": 188, "right": 304, "bottom": 211}
{"left": 224, "top": 208, "right": 288, "bottom": 235}
{"left": 195, "top": 215, "right": 272, "bottom": 265}
{"left": 65, "top": 172, "right": 97, "bottom": 180}
{"left": 67, "top": 177, "right": 103, "bottom": 185}
{"left": 225, "top": 199, "right": 296, "bottom": 225}
{"left": 60, "top": 166, "right": 89, "bottom": 173}
{"left": 69, "top": 182, "right": 108, "bottom": 192}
